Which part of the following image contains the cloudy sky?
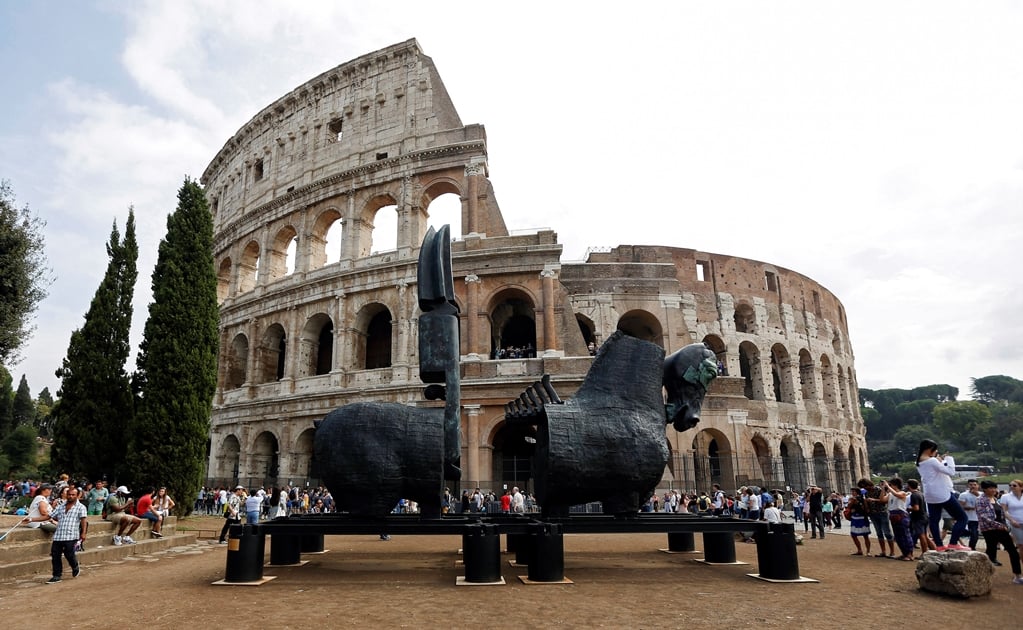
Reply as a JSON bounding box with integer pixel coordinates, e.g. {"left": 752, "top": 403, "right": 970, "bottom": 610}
{"left": 2, "top": 1, "right": 1021, "bottom": 401}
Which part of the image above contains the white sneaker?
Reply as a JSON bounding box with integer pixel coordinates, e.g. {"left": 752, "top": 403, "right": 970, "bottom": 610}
{"left": 113, "top": 535, "right": 122, "bottom": 546}
{"left": 123, "top": 536, "right": 137, "bottom": 545}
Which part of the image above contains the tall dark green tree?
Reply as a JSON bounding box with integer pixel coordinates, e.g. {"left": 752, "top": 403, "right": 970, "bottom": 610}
{"left": 13, "top": 374, "right": 35, "bottom": 427}
{"left": 0, "top": 180, "right": 50, "bottom": 365}
{"left": 51, "top": 210, "right": 138, "bottom": 479}
{"left": 35, "top": 387, "right": 54, "bottom": 437}
{"left": 0, "top": 365, "right": 13, "bottom": 438}
{"left": 128, "top": 180, "right": 217, "bottom": 515}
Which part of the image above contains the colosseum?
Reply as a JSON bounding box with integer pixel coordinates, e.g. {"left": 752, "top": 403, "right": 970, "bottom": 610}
{"left": 202, "top": 39, "right": 867, "bottom": 501}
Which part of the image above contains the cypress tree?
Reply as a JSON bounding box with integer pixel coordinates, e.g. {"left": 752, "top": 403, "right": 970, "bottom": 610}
{"left": 0, "top": 366, "right": 13, "bottom": 439}
{"left": 128, "top": 180, "right": 217, "bottom": 515}
{"left": 51, "top": 210, "right": 138, "bottom": 480}
{"left": 12, "top": 374, "right": 35, "bottom": 427}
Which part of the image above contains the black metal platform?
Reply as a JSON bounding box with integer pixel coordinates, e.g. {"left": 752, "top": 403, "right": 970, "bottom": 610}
{"left": 218, "top": 513, "right": 808, "bottom": 585}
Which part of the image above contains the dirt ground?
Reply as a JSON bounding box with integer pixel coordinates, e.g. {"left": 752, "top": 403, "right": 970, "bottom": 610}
{"left": 0, "top": 515, "right": 1019, "bottom": 629}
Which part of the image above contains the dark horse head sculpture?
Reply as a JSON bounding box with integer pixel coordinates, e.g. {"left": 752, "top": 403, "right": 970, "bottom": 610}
{"left": 663, "top": 342, "right": 718, "bottom": 432}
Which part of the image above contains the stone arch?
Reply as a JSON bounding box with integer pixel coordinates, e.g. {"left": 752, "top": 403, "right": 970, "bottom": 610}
{"left": 780, "top": 437, "right": 808, "bottom": 490}
{"left": 226, "top": 333, "right": 249, "bottom": 389}
{"left": 798, "top": 348, "right": 817, "bottom": 401}
{"left": 238, "top": 240, "right": 260, "bottom": 293}
{"left": 690, "top": 428, "right": 734, "bottom": 492}
{"left": 812, "top": 442, "right": 831, "bottom": 491}
{"left": 297, "top": 313, "right": 334, "bottom": 377}
{"left": 422, "top": 179, "right": 463, "bottom": 239}
{"left": 487, "top": 288, "right": 537, "bottom": 358}
{"left": 251, "top": 431, "right": 280, "bottom": 482}
{"left": 220, "top": 434, "right": 241, "bottom": 480}
{"left": 256, "top": 323, "right": 287, "bottom": 383}
{"left": 217, "top": 257, "right": 231, "bottom": 303}
{"left": 490, "top": 419, "right": 535, "bottom": 489}
{"left": 616, "top": 309, "right": 663, "bottom": 347}
{"left": 836, "top": 362, "right": 849, "bottom": 409}
{"left": 576, "top": 313, "right": 597, "bottom": 351}
{"left": 820, "top": 354, "right": 839, "bottom": 407}
{"left": 310, "top": 207, "right": 343, "bottom": 268}
{"left": 847, "top": 444, "right": 857, "bottom": 483}
{"left": 750, "top": 434, "right": 774, "bottom": 488}
{"left": 294, "top": 428, "right": 316, "bottom": 480}
{"left": 266, "top": 225, "right": 299, "bottom": 282}
{"left": 770, "top": 343, "right": 795, "bottom": 403}
{"left": 833, "top": 442, "right": 851, "bottom": 494}
{"left": 734, "top": 302, "right": 756, "bottom": 333}
{"left": 361, "top": 193, "right": 399, "bottom": 255}
{"left": 354, "top": 303, "right": 393, "bottom": 369}
{"left": 701, "top": 334, "right": 727, "bottom": 368}
{"left": 738, "top": 340, "right": 763, "bottom": 400}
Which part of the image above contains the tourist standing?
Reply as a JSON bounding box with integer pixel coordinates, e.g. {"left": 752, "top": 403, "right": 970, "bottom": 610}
{"left": 977, "top": 480, "right": 1022, "bottom": 584}
{"left": 46, "top": 487, "right": 88, "bottom": 583}
{"left": 915, "top": 439, "right": 970, "bottom": 551}
{"left": 998, "top": 478, "right": 1023, "bottom": 570}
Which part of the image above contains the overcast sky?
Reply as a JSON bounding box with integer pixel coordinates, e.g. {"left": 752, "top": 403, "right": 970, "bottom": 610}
{"left": 2, "top": 1, "right": 1021, "bottom": 402}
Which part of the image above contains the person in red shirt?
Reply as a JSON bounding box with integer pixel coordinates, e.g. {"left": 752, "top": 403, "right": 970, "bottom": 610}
{"left": 500, "top": 490, "right": 512, "bottom": 514}
{"left": 135, "top": 487, "right": 163, "bottom": 538}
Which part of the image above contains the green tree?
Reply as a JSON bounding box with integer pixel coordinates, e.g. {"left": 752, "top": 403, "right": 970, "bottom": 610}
{"left": 0, "top": 365, "right": 13, "bottom": 438}
{"left": 932, "top": 401, "right": 992, "bottom": 451}
{"left": 970, "top": 375, "right": 1023, "bottom": 404}
{"left": 0, "top": 180, "right": 51, "bottom": 365}
{"left": 128, "top": 180, "right": 217, "bottom": 516}
{"left": 34, "top": 387, "right": 54, "bottom": 437}
{"left": 12, "top": 374, "right": 35, "bottom": 427}
{"left": 2, "top": 423, "right": 37, "bottom": 473}
{"left": 51, "top": 211, "right": 138, "bottom": 480}
{"left": 891, "top": 424, "right": 935, "bottom": 461}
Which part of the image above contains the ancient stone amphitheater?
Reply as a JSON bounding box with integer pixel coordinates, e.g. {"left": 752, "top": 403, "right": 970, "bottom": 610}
{"left": 202, "top": 39, "right": 867, "bottom": 498}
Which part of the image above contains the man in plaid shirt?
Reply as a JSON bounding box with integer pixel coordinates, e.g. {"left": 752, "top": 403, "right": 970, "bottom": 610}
{"left": 47, "top": 486, "right": 88, "bottom": 583}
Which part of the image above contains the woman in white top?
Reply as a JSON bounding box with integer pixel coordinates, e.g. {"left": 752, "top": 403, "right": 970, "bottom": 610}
{"left": 24, "top": 484, "right": 57, "bottom": 533}
{"left": 916, "top": 439, "right": 969, "bottom": 551}
{"left": 882, "top": 477, "right": 914, "bottom": 560}
{"left": 998, "top": 478, "right": 1023, "bottom": 564}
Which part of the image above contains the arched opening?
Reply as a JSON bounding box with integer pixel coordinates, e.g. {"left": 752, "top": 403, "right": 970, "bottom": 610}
{"left": 217, "top": 257, "right": 231, "bottom": 303}
{"left": 425, "top": 187, "right": 463, "bottom": 239}
{"left": 780, "top": 438, "right": 807, "bottom": 490}
{"left": 252, "top": 431, "right": 280, "bottom": 483}
{"left": 298, "top": 314, "right": 334, "bottom": 377}
{"left": 370, "top": 204, "right": 398, "bottom": 254}
{"left": 820, "top": 354, "right": 838, "bottom": 407}
{"left": 837, "top": 363, "right": 850, "bottom": 410}
{"left": 362, "top": 306, "right": 388, "bottom": 368}
{"left": 812, "top": 442, "right": 831, "bottom": 491}
{"left": 491, "top": 422, "right": 535, "bottom": 489}
{"left": 226, "top": 333, "right": 249, "bottom": 389}
{"left": 267, "top": 226, "right": 298, "bottom": 282}
{"left": 770, "top": 343, "right": 794, "bottom": 403}
{"left": 295, "top": 428, "right": 316, "bottom": 481}
{"left": 691, "top": 429, "right": 733, "bottom": 492}
{"left": 833, "top": 443, "right": 851, "bottom": 494}
{"left": 576, "top": 314, "right": 597, "bottom": 354}
{"left": 738, "top": 341, "right": 761, "bottom": 400}
{"left": 238, "top": 240, "right": 260, "bottom": 293}
{"left": 734, "top": 303, "right": 756, "bottom": 333}
{"left": 799, "top": 348, "right": 817, "bottom": 400}
{"left": 751, "top": 435, "right": 773, "bottom": 487}
{"left": 257, "top": 324, "right": 287, "bottom": 383}
{"left": 221, "top": 435, "right": 241, "bottom": 481}
{"left": 309, "top": 208, "right": 343, "bottom": 268}
{"left": 701, "top": 334, "right": 727, "bottom": 374}
{"left": 489, "top": 291, "right": 536, "bottom": 358}
{"left": 616, "top": 309, "right": 663, "bottom": 347}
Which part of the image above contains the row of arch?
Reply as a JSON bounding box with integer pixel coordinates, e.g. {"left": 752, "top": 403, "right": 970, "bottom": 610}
{"left": 216, "top": 188, "right": 462, "bottom": 303}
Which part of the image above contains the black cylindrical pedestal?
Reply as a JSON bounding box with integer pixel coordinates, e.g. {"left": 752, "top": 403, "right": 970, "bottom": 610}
{"left": 755, "top": 523, "right": 800, "bottom": 580}
{"left": 527, "top": 523, "right": 565, "bottom": 582}
{"left": 301, "top": 533, "right": 325, "bottom": 553}
{"left": 667, "top": 532, "right": 696, "bottom": 552}
{"left": 511, "top": 533, "right": 531, "bottom": 565}
{"left": 462, "top": 523, "right": 501, "bottom": 583}
{"left": 702, "top": 531, "right": 736, "bottom": 563}
{"left": 224, "top": 524, "right": 265, "bottom": 582}
{"left": 269, "top": 533, "right": 302, "bottom": 565}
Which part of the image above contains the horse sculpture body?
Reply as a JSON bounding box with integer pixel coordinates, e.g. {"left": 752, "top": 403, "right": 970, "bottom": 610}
{"left": 514, "top": 331, "right": 717, "bottom": 516}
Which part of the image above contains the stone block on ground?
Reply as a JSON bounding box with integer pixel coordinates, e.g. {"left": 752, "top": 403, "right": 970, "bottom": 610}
{"left": 915, "top": 550, "right": 994, "bottom": 598}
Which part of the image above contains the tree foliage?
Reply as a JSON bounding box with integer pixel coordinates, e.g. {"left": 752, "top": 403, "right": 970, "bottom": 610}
{"left": 51, "top": 210, "right": 138, "bottom": 480}
{"left": 0, "top": 365, "right": 13, "bottom": 439}
{"left": 971, "top": 375, "right": 1023, "bottom": 405}
{"left": 932, "top": 401, "right": 992, "bottom": 452}
{"left": 127, "top": 180, "right": 218, "bottom": 516}
{"left": 2, "top": 424, "right": 37, "bottom": 474}
{"left": 0, "top": 180, "right": 51, "bottom": 365}
{"left": 13, "top": 374, "right": 35, "bottom": 427}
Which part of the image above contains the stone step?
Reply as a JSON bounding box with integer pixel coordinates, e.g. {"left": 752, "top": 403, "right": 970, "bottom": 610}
{"left": 0, "top": 531, "right": 201, "bottom": 582}
{"left": 0, "top": 517, "right": 178, "bottom": 564}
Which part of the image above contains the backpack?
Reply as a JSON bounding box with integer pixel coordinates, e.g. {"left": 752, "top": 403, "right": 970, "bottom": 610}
{"left": 698, "top": 496, "right": 710, "bottom": 511}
